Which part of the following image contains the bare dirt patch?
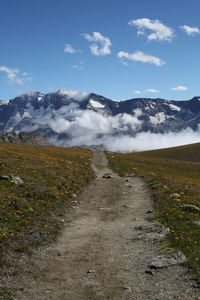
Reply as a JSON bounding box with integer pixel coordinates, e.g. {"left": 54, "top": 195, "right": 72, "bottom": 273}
{"left": 2, "top": 151, "right": 200, "bottom": 299}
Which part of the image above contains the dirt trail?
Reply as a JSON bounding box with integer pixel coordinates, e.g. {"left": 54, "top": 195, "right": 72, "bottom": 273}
{"left": 9, "top": 152, "right": 200, "bottom": 299}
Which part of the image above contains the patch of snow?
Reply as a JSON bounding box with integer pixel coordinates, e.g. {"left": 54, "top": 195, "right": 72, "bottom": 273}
{"left": 0, "top": 100, "right": 9, "bottom": 105}
{"left": 149, "top": 102, "right": 155, "bottom": 109}
{"left": 133, "top": 108, "right": 143, "bottom": 117}
{"left": 89, "top": 99, "right": 105, "bottom": 109}
{"left": 37, "top": 95, "right": 44, "bottom": 101}
{"left": 150, "top": 112, "right": 166, "bottom": 125}
{"left": 169, "top": 104, "right": 180, "bottom": 111}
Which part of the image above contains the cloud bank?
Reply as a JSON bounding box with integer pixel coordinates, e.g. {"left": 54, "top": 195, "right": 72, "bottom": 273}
{"left": 16, "top": 100, "right": 200, "bottom": 153}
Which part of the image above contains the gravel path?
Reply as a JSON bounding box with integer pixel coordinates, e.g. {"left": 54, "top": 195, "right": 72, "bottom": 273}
{"left": 8, "top": 151, "right": 200, "bottom": 299}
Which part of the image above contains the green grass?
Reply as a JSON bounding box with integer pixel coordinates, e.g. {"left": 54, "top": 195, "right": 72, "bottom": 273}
{"left": 0, "top": 288, "right": 14, "bottom": 300}
{"left": 107, "top": 143, "right": 200, "bottom": 280}
{"left": 137, "top": 142, "right": 200, "bottom": 162}
{"left": 0, "top": 142, "right": 94, "bottom": 269}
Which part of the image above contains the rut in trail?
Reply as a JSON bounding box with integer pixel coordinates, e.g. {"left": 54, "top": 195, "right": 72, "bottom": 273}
{"left": 10, "top": 151, "right": 200, "bottom": 299}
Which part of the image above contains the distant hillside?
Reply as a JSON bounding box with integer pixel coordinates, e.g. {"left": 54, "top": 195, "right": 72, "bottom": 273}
{"left": 137, "top": 142, "right": 200, "bottom": 162}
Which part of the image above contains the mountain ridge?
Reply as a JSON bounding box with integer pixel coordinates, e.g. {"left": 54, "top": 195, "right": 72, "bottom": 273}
{"left": 0, "top": 90, "right": 200, "bottom": 149}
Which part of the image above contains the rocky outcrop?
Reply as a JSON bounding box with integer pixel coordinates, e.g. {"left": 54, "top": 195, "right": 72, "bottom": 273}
{"left": 0, "top": 132, "right": 51, "bottom": 146}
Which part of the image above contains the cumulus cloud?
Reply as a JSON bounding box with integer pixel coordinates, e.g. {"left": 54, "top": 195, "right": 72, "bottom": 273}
{"left": 171, "top": 86, "right": 188, "bottom": 91}
{"left": 64, "top": 43, "right": 82, "bottom": 53}
{"left": 180, "top": 25, "right": 200, "bottom": 36}
{"left": 83, "top": 32, "right": 112, "bottom": 56}
{"left": 117, "top": 51, "right": 165, "bottom": 66}
{"left": 0, "top": 66, "right": 31, "bottom": 85}
{"left": 146, "top": 89, "right": 160, "bottom": 93}
{"left": 128, "top": 18, "right": 174, "bottom": 42}
{"left": 134, "top": 90, "right": 142, "bottom": 95}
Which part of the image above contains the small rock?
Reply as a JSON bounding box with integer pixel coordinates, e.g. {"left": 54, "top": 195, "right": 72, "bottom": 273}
{"left": 87, "top": 270, "right": 96, "bottom": 273}
{"left": 122, "top": 286, "right": 132, "bottom": 293}
{"left": 122, "top": 205, "right": 134, "bottom": 209}
{"left": 145, "top": 270, "right": 154, "bottom": 276}
{"left": 102, "top": 175, "right": 112, "bottom": 179}
{"left": 72, "top": 194, "right": 77, "bottom": 198}
{"left": 150, "top": 251, "right": 187, "bottom": 269}
{"left": 135, "top": 225, "right": 143, "bottom": 230}
{"left": 194, "top": 220, "right": 200, "bottom": 225}
{"left": 146, "top": 210, "right": 154, "bottom": 214}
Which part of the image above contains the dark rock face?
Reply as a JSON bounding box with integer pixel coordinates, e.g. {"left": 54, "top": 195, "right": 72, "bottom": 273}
{"left": 0, "top": 131, "right": 51, "bottom": 146}
{"left": 0, "top": 91, "right": 200, "bottom": 143}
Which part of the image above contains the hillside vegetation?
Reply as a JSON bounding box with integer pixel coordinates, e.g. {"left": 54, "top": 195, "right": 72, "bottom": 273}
{"left": 138, "top": 142, "right": 200, "bottom": 162}
{"left": 0, "top": 143, "right": 94, "bottom": 260}
{"left": 107, "top": 143, "right": 200, "bottom": 279}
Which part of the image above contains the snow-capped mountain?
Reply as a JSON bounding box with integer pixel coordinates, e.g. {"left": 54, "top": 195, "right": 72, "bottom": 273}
{"left": 0, "top": 90, "right": 200, "bottom": 150}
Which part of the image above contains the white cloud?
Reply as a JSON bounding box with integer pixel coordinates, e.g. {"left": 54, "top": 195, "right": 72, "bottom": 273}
{"left": 128, "top": 18, "right": 174, "bottom": 42}
{"left": 46, "top": 106, "right": 200, "bottom": 153}
{"left": 117, "top": 51, "right": 165, "bottom": 66}
{"left": 9, "top": 95, "right": 200, "bottom": 153}
{"left": 0, "top": 66, "right": 31, "bottom": 85}
{"left": 83, "top": 32, "right": 111, "bottom": 56}
{"left": 146, "top": 89, "right": 160, "bottom": 93}
{"left": 180, "top": 25, "right": 200, "bottom": 36}
{"left": 57, "top": 89, "right": 89, "bottom": 101}
{"left": 120, "top": 61, "right": 129, "bottom": 66}
{"left": 134, "top": 90, "right": 142, "bottom": 95}
{"left": 64, "top": 43, "right": 82, "bottom": 53}
{"left": 101, "top": 128, "right": 200, "bottom": 153}
{"left": 22, "top": 72, "right": 30, "bottom": 76}
{"left": 171, "top": 86, "right": 188, "bottom": 91}
{"left": 72, "top": 62, "right": 84, "bottom": 71}
{"left": 134, "top": 88, "right": 160, "bottom": 95}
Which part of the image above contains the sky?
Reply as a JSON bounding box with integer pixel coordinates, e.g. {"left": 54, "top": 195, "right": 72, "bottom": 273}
{"left": 0, "top": 0, "right": 200, "bottom": 101}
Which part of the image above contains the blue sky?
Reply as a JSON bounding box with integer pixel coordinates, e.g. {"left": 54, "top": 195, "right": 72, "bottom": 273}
{"left": 0, "top": 0, "right": 199, "bottom": 101}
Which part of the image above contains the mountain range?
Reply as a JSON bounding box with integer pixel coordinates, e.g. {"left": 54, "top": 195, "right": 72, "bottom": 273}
{"left": 0, "top": 90, "right": 200, "bottom": 149}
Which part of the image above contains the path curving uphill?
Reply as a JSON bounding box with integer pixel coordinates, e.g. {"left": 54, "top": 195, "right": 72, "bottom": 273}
{"left": 11, "top": 151, "right": 200, "bottom": 299}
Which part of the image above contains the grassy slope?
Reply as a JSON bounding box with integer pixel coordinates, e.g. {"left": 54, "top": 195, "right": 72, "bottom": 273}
{"left": 138, "top": 142, "right": 200, "bottom": 162}
{"left": 0, "top": 143, "right": 94, "bottom": 259}
{"left": 107, "top": 143, "right": 200, "bottom": 280}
